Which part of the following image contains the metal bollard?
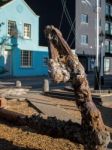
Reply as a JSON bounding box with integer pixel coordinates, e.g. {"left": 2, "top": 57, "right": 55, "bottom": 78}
{"left": 43, "top": 79, "right": 49, "bottom": 92}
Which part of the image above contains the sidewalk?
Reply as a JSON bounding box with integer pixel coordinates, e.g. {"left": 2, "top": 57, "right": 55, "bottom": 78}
{"left": 0, "top": 75, "right": 66, "bottom": 89}
{"left": 0, "top": 73, "right": 112, "bottom": 89}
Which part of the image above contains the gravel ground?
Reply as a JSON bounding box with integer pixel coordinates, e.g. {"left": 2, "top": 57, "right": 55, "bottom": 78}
{"left": 0, "top": 123, "right": 84, "bottom": 150}
{"left": 0, "top": 99, "right": 84, "bottom": 150}
{"left": 0, "top": 90, "right": 112, "bottom": 150}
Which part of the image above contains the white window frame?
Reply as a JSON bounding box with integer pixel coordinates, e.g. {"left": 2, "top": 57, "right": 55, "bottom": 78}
{"left": 24, "top": 23, "right": 31, "bottom": 39}
{"left": 81, "top": 34, "right": 88, "bottom": 45}
{"left": 21, "top": 50, "right": 32, "bottom": 68}
{"left": 8, "top": 20, "right": 16, "bottom": 36}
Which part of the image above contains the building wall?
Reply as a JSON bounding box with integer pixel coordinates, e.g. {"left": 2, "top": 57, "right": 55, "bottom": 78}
{"left": 12, "top": 47, "right": 48, "bottom": 77}
{"left": 0, "top": 0, "right": 50, "bottom": 77}
{"left": 75, "top": 0, "right": 105, "bottom": 55}
{"left": 0, "top": 0, "right": 39, "bottom": 50}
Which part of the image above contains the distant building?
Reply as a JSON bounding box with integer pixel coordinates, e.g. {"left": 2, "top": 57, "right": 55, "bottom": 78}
{"left": 1, "top": 0, "right": 112, "bottom": 77}
{"left": 75, "top": 0, "right": 112, "bottom": 75}
{"left": 0, "top": 0, "right": 48, "bottom": 77}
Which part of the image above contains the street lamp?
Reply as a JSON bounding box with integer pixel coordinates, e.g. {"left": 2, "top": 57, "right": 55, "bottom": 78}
{"left": 99, "top": 30, "right": 105, "bottom": 86}
{"left": 94, "top": 0, "right": 101, "bottom": 90}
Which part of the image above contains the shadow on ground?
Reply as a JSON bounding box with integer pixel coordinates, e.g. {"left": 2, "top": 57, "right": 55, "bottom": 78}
{"left": 0, "top": 105, "right": 112, "bottom": 150}
{"left": 0, "top": 138, "right": 41, "bottom": 150}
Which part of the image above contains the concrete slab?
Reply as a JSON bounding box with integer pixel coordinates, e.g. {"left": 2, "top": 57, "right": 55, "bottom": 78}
{"left": 28, "top": 99, "right": 80, "bottom": 123}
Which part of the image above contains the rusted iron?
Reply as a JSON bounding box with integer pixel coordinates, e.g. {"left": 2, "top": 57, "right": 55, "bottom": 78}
{"left": 44, "top": 25, "right": 110, "bottom": 150}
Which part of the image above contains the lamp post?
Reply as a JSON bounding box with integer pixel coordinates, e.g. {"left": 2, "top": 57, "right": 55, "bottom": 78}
{"left": 94, "top": 0, "right": 100, "bottom": 90}
{"left": 99, "top": 31, "right": 105, "bottom": 86}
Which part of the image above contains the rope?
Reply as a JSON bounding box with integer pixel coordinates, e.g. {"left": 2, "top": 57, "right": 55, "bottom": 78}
{"left": 67, "top": 19, "right": 75, "bottom": 42}
{"left": 61, "top": 0, "right": 75, "bottom": 35}
{"left": 59, "top": 0, "right": 66, "bottom": 30}
{"left": 70, "top": 37, "right": 75, "bottom": 48}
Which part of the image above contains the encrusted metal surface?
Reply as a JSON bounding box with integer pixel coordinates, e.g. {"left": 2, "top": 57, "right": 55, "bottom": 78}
{"left": 44, "top": 25, "right": 110, "bottom": 150}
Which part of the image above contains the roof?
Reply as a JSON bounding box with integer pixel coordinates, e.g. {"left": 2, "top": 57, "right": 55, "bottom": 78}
{"left": 0, "top": 0, "right": 39, "bottom": 17}
{"left": 0, "top": 0, "right": 13, "bottom": 7}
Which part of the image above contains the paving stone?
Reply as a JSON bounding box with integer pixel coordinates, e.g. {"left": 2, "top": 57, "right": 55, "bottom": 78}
{"left": 28, "top": 99, "right": 80, "bottom": 123}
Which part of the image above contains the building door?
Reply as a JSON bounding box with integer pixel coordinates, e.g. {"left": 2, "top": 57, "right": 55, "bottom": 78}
{"left": 79, "top": 56, "right": 88, "bottom": 73}
{"left": 4, "top": 50, "right": 12, "bottom": 75}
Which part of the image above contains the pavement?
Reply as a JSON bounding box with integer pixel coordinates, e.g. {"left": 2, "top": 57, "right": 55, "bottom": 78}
{"left": 0, "top": 73, "right": 112, "bottom": 89}
{"left": 0, "top": 75, "right": 66, "bottom": 89}
{"left": 0, "top": 74, "right": 112, "bottom": 123}
{"left": 0, "top": 75, "right": 112, "bottom": 149}
{"left": 0, "top": 81, "right": 81, "bottom": 123}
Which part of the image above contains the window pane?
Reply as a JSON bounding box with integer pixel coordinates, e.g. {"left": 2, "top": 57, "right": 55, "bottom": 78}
{"left": 43, "top": 57, "right": 48, "bottom": 66}
{"left": 104, "top": 58, "right": 110, "bottom": 72}
{"left": 105, "top": 23, "right": 110, "bottom": 34}
{"left": 110, "top": 42, "right": 112, "bottom": 54}
{"left": 111, "top": 6, "right": 112, "bottom": 16}
{"left": 81, "top": 14, "right": 88, "bottom": 23}
{"left": 105, "top": 4, "right": 110, "bottom": 15}
{"left": 8, "top": 20, "right": 16, "bottom": 36}
{"left": 21, "top": 50, "right": 32, "bottom": 67}
{"left": 81, "top": 35, "right": 88, "bottom": 45}
{"left": 105, "top": 40, "right": 110, "bottom": 53}
{"left": 99, "top": 0, "right": 101, "bottom": 7}
{"left": 110, "top": 23, "right": 112, "bottom": 35}
{"left": 24, "top": 24, "right": 31, "bottom": 39}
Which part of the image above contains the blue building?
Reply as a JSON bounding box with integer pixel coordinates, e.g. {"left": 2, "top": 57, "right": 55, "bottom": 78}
{"left": 0, "top": 0, "right": 48, "bottom": 77}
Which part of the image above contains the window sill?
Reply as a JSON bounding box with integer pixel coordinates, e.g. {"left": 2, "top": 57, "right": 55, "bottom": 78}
{"left": 20, "top": 66, "right": 33, "bottom": 69}
{"left": 23, "top": 37, "right": 31, "bottom": 40}
{"left": 81, "top": 43, "right": 88, "bottom": 46}
{"left": 81, "top": 22, "right": 88, "bottom": 25}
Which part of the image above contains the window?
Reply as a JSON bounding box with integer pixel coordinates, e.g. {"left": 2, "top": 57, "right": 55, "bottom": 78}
{"left": 105, "top": 40, "right": 110, "bottom": 53}
{"left": 99, "top": 0, "right": 101, "bottom": 7}
{"left": 43, "top": 57, "right": 48, "bottom": 66}
{"left": 111, "top": 6, "right": 112, "bottom": 16}
{"left": 81, "top": 14, "right": 88, "bottom": 24}
{"left": 105, "top": 4, "right": 110, "bottom": 16}
{"left": 81, "top": 35, "right": 88, "bottom": 45}
{"left": 99, "top": 19, "right": 101, "bottom": 27}
{"left": 24, "top": 23, "right": 31, "bottom": 39}
{"left": 110, "top": 23, "right": 112, "bottom": 35}
{"left": 90, "top": 58, "right": 95, "bottom": 71}
{"left": 104, "top": 58, "right": 110, "bottom": 72}
{"left": 8, "top": 20, "right": 16, "bottom": 36}
{"left": 105, "top": 22, "right": 110, "bottom": 34}
{"left": 110, "top": 41, "right": 112, "bottom": 53}
{"left": 21, "top": 50, "right": 32, "bottom": 67}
